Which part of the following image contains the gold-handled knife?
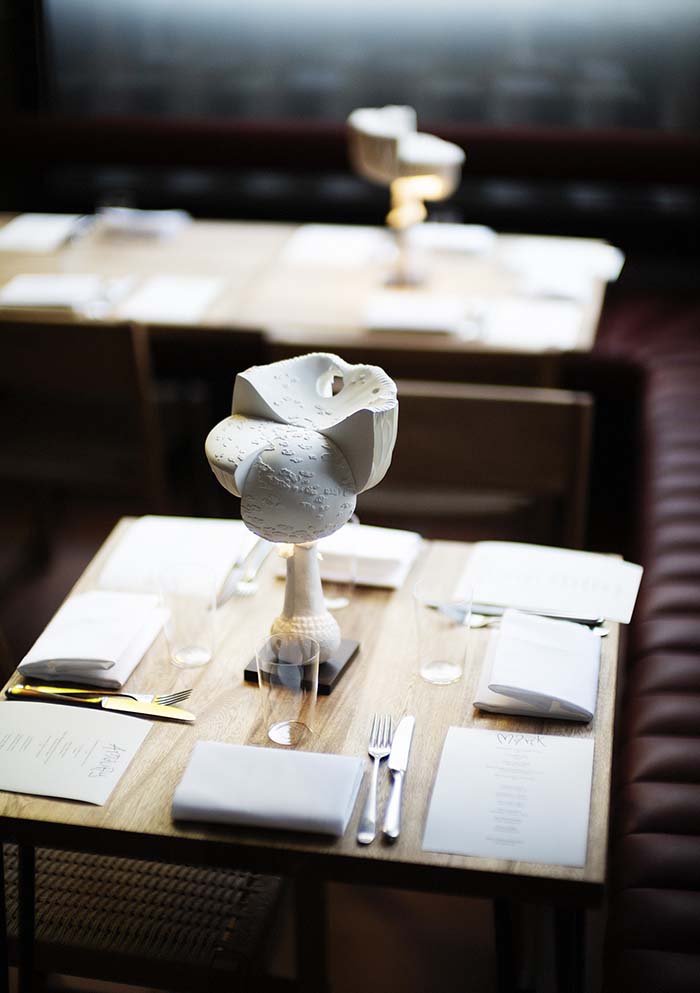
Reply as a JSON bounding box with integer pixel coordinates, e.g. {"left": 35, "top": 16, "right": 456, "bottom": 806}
{"left": 6, "top": 685, "right": 195, "bottom": 723}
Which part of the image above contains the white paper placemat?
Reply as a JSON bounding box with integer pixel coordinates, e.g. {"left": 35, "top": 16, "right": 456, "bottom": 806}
{"left": 423, "top": 727, "right": 594, "bottom": 866}
{"left": 0, "top": 701, "right": 151, "bottom": 805}
{"left": 456, "top": 541, "right": 643, "bottom": 624}
{"left": 117, "top": 275, "right": 223, "bottom": 324}
{"left": 281, "top": 224, "right": 396, "bottom": 268}
{"left": 97, "top": 516, "right": 258, "bottom": 597}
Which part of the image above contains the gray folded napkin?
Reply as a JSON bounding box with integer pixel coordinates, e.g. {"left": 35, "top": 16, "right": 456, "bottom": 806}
{"left": 172, "top": 742, "right": 364, "bottom": 837}
{"left": 18, "top": 591, "right": 166, "bottom": 689}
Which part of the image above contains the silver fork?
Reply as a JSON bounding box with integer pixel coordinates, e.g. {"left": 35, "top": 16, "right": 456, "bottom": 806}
{"left": 357, "top": 713, "right": 393, "bottom": 845}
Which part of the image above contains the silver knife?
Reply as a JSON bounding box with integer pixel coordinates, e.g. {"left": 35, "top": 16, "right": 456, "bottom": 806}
{"left": 429, "top": 601, "right": 605, "bottom": 629}
{"left": 216, "top": 538, "right": 274, "bottom": 608}
{"left": 382, "top": 715, "right": 415, "bottom": 841}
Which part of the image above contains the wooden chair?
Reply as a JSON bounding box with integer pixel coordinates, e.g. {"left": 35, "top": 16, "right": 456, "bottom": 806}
{"left": 0, "top": 629, "right": 288, "bottom": 992}
{"left": 0, "top": 319, "right": 166, "bottom": 512}
{"left": 358, "top": 380, "right": 593, "bottom": 548}
{"left": 3, "top": 845, "right": 286, "bottom": 992}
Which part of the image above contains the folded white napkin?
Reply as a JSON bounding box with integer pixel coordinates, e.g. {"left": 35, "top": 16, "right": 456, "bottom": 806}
{"left": 98, "top": 516, "right": 258, "bottom": 597}
{"left": 474, "top": 611, "right": 601, "bottom": 721}
{"left": 0, "top": 213, "right": 86, "bottom": 253}
{"left": 173, "top": 742, "right": 365, "bottom": 837}
{"left": 97, "top": 207, "right": 191, "bottom": 239}
{"left": 273, "top": 523, "right": 422, "bottom": 589}
{"left": 18, "top": 591, "right": 166, "bottom": 688}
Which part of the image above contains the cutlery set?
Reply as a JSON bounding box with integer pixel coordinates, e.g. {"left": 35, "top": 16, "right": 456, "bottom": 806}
{"left": 357, "top": 713, "right": 415, "bottom": 845}
{"left": 6, "top": 683, "right": 195, "bottom": 722}
{"left": 429, "top": 600, "right": 608, "bottom": 634}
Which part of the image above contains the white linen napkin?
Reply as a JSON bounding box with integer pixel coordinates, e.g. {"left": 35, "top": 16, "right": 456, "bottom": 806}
{"left": 273, "top": 523, "right": 423, "bottom": 589}
{"left": 474, "top": 611, "right": 601, "bottom": 721}
{"left": 97, "top": 516, "right": 259, "bottom": 597}
{"left": 18, "top": 591, "right": 166, "bottom": 689}
{"left": 173, "top": 742, "right": 365, "bottom": 837}
{"left": 96, "top": 207, "right": 191, "bottom": 239}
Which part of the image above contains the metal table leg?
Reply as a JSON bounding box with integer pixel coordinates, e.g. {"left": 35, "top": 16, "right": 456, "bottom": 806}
{"left": 554, "top": 906, "right": 585, "bottom": 993}
{"left": 18, "top": 844, "right": 35, "bottom": 993}
{"left": 493, "top": 899, "right": 519, "bottom": 993}
{"left": 295, "top": 872, "right": 329, "bottom": 993}
{"left": 1, "top": 844, "right": 8, "bottom": 993}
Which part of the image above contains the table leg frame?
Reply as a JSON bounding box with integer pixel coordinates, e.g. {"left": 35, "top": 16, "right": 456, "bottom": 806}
{"left": 18, "top": 844, "right": 35, "bottom": 993}
{"left": 294, "top": 871, "right": 328, "bottom": 993}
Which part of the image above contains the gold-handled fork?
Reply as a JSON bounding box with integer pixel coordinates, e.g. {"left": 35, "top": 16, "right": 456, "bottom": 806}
{"left": 7, "top": 684, "right": 192, "bottom": 707}
{"left": 357, "top": 713, "right": 393, "bottom": 845}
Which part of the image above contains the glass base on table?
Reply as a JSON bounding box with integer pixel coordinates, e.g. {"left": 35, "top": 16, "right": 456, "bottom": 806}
{"left": 419, "top": 659, "right": 463, "bottom": 685}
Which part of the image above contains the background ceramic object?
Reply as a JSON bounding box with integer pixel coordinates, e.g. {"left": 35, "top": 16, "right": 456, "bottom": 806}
{"left": 205, "top": 353, "right": 398, "bottom": 660}
{"left": 347, "top": 105, "right": 417, "bottom": 186}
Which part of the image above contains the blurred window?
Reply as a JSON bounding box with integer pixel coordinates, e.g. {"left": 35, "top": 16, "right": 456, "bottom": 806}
{"left": 46, "top": 0, "right": 699, "bottom": 131}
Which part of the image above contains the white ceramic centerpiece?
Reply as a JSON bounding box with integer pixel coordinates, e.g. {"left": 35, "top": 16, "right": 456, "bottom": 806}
{"left": 205, "top": 353, "right": 398, "bottom": 661}
{"left": 347, "top": 104, "right": 466, "bottom": 285}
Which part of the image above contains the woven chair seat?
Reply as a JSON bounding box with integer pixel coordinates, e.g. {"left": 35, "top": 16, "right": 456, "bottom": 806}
{"left": 4, "top": 844, "right": 284, "bottom": 992}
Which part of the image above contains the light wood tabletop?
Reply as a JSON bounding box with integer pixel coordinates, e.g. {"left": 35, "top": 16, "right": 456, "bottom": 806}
{"left": 0, "top": 517, "right": 619, "bottom": 908}
{"left": 0, "top": 214, "right": 607, "bottom": 357}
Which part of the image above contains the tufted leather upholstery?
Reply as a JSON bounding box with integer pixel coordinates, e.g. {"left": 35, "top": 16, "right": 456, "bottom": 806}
{"left": 593, "top": 290, "right": 700, "bottom": 992}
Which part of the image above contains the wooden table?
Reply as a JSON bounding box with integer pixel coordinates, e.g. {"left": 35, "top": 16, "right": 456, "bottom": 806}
{"left": 0, "top": 215, "right": 608, "bottom": 383}
{"left": 0, "top": 520, "right": 620, "bottom": 992}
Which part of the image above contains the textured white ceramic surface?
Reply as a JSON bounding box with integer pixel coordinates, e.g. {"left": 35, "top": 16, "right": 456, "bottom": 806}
{"left": 397, "top": 131, "right": 465, "bottom": 198}
{"left": 347, "top": 105, "right": 417, "bottom": 185}
{"left": 347, "top": 105, "right": 464, "bottom": 200}
{"left": 206, "top": 353, "right": 398, "bottom": 660}
{"left": 206, "top": 353, "right": 398, "bottom": 544}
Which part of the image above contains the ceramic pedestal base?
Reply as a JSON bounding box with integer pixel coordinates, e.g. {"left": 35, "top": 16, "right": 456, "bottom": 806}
{"left": 270, "top": 542, "right": 341, "bottom": 662}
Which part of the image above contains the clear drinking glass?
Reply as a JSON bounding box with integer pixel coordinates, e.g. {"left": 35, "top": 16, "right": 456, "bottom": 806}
{"left": 256, "top": 635, "right": 320, "bottom": 746}
{"left": 413, "top": 578, "right": 472, "bottom": 685}
{"left": 159, "top": 561, "right": 216, "bottom": 668}
{"left": 323, "top": 514, "right": 361, "bottom": 611}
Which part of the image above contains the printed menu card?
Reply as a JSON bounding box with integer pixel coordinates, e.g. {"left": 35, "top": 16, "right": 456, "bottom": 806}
{"left": 455, "top": 541, "right": 643, "bottom": 623}
{"left": 0, "top": 701, "right": 151, "bottom": 805}
{"left": 423, "top": 727, "right": 594, "bottom": 867}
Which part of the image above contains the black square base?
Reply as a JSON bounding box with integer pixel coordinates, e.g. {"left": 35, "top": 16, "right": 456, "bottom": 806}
{"left": 244, "top": 639, "right": 360, "bottom": 695}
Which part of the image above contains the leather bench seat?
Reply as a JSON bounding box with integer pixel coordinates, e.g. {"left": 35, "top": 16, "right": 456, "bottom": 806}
{"left": 593, "top": 290, "right": 700, "bottom": 992}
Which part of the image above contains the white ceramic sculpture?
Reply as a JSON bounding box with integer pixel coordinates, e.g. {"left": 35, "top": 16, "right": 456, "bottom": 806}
{"left": 347, "top": 105, "right": 466, "bottom": 284}
{"left": 206, "top": 353, "right": 398, "bottom": 660}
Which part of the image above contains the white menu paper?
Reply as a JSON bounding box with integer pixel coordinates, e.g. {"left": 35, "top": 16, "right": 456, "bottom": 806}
{"left": 423, "top": 727, "right": 594, "bottom": 866}
{"left": 118, "top": 275, "right": 223, "bottom": 324}
{"left": 0, "top": 701, "right": 151, "bottom": 805}
{"left": 456, "top": 542, "right": 643, "bottom": 624}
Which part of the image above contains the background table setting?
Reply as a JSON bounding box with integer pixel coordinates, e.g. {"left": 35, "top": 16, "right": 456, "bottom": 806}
{"left": 0, "top": 506, "right": 638, "bottom": 993}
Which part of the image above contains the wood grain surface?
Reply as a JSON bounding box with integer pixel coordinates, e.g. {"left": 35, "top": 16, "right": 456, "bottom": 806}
{"left": 0, "top": 215, "right": 605, "bottom": 356}
{"left": 0, "top": 519, "right": 620, "bottom": 906}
